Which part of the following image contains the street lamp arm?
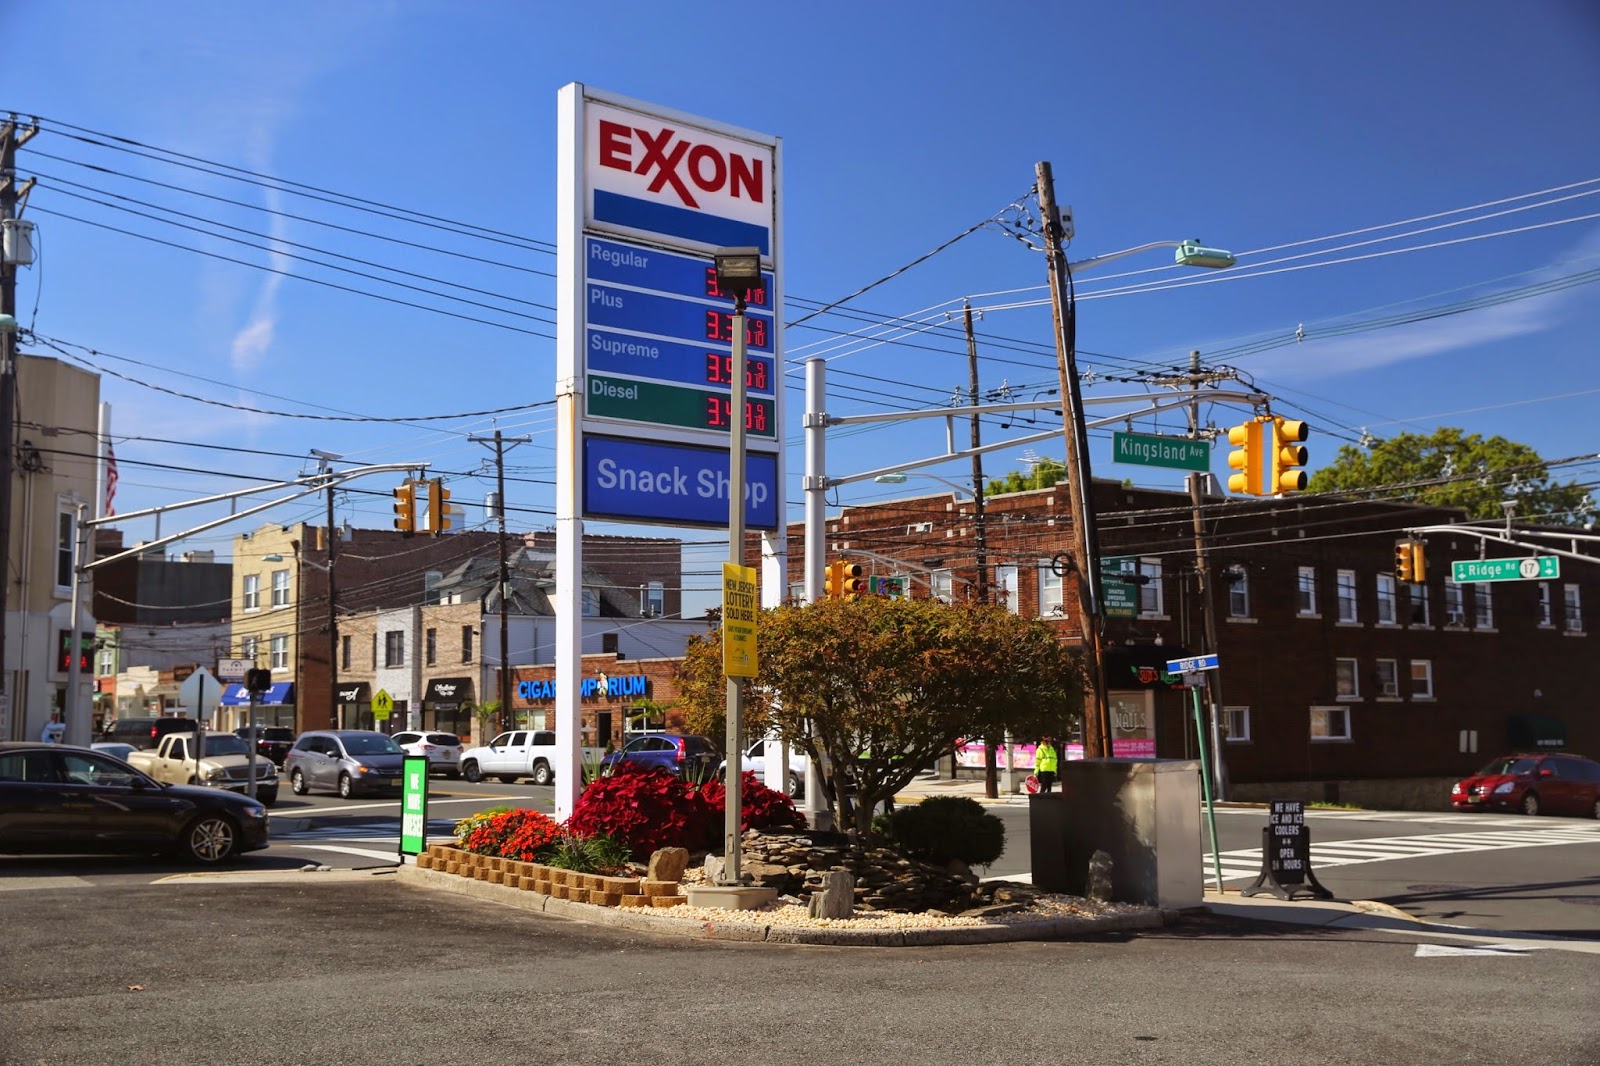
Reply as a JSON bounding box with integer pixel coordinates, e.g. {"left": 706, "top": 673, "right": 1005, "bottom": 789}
{"left": 1065, "top": 241, "right": 1182, "bottom": 276}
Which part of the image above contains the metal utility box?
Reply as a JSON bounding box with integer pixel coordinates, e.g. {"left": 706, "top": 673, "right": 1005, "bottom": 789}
{"left": 1028, "top": 758, "right": 1202, "bottom": 909}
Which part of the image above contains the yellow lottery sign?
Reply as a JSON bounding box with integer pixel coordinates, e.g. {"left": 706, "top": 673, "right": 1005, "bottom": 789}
{"left": 722, "top": 563, "right": 758, "bottom": 678}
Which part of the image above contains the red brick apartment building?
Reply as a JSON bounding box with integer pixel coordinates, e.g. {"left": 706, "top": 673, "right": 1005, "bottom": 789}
{"left": 786, "top": 479, "right": 1595, "bottom": 803}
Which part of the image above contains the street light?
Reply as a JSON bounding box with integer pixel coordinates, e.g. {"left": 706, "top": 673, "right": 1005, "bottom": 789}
{"left": 713, "top": 246, "right": 763, "bottom": 890}
{"left": 872, "top": 471, "right": 976, "bottom": 499}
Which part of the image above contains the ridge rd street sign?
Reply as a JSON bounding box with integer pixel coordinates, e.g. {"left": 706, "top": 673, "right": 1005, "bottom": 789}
{"left": 1451, "top": 556, "right": 1560, "bottom": 583}
{"left": 1112, "top": 431, "right": 1209, "bottom": 472}
{"left": 1165, "top": 652, "right": 1219, "bottom": 675}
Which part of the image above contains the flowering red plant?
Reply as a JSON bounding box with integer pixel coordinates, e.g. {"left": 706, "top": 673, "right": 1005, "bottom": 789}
{"left": 457, "top": 807, "right": 564, "bottom": 862}
{"left": 698, "top": 771, "right": 807, "bottom": 832}
{"left": 566, "top": 763, "right": 713, "bottom": 859}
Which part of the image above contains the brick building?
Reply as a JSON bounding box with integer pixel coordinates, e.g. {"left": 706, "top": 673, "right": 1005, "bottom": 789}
{"left": 783, "top": 478, "right": 1596, "bottom": 800}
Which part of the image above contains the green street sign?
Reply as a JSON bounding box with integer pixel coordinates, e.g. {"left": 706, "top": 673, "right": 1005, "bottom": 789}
{"left": 400, "top": 755, "right": 429, "bottom": 857}
{"left": 1100, "top": 555, "right": 1139, "bottom": 618}
{"left": 1113, "top": 432, "right": 1209, "bottom": 472}
{"left": 1450, "top": 556, "right": 1560, "bottom": 583}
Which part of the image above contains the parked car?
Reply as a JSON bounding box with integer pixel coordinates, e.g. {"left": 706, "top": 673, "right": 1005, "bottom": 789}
{"left": 283, "top": 730, "right": 406, "bottom": 799}
{"left": 599, "top": 732, "right": 720, "bottom": 781}
{"left": 0, "top": 742, "right": 271, "bottom": 863}
{"left": 1451, "top": 752, "right": 1600, "bottom": 818}
{"left": 98, "top": 717, "right": 198, "bottom": 751}
{"left": 90, "top": 741, "right": 138, "bottom": 762}
{"left": 391, "top": 731, "right": 465, "bottom": 777}
{"left": 235, "top": 726, "right": 296, "bottom": 766}
{"left": 716, "top": 738, "right": 807, "bottom": 798}
{"left": 458, "top": 730, "right": 604, "bottom": 785}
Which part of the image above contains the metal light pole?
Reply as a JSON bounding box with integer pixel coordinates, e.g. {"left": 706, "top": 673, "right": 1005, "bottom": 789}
{"left": 715, "top": 247, "right": 762, "bottom": 885}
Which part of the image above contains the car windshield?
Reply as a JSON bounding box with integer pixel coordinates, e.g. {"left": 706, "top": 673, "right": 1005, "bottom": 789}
{"left": 343, "top": 735, "right": 403, "bottom": 755}
{"left": 426, "top": 734, "right": 461, "bottom": 745}
{"left": 200, "top": 736, "right": 251, "bottom": 756}
{"left": 1476, "top": 756, "right": 1538, "bottom": 776}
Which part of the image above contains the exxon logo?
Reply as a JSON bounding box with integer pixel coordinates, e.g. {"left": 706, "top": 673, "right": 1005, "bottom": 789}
{"left": 596, "top": 119, "right": 764, "bottom": 211}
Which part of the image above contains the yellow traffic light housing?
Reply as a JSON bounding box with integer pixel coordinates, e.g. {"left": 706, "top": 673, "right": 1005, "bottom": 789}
{"left": 1394, "top": 538, "right": 1415, "bottom": 583}
{"left": 840, "top": 563, "right": 867, "bottom": 599}
{"left": 1227, "top": 420, "right": 1264, "bottom": 496}
{"left": 426, "top": 477, "right": 454, "bottom": 535}
{"left": 1410, "top": 539, "right": 1426, "bottom": 583}
{"left": 1269, "top": 417, "right": 1310, "bottom": 494}
{"left": 392, "top": 481, "right": 417, "bottom": 536}
{"left": 824, "top": 561, "right": 843, "bottom": 600}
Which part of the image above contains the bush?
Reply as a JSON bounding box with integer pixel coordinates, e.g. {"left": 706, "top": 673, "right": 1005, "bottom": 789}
{"left": 698, "top": 771, "right": 808, "bottom": 833}
{"left": 542, "top": 831, "right": 633, "bottom": 874}
{"left": 454, "top": 807, "right": 564, "bottom": 862}
{"left": 879, "top": 796, "right": 1005, "bottom": 866}
{"left": 566, "top": 763, "right": 714, "bottom": 859}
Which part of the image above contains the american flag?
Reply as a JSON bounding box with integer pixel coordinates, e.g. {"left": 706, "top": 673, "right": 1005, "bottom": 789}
{"left": 104, "top": 442, "right": 118, "bottom": 517}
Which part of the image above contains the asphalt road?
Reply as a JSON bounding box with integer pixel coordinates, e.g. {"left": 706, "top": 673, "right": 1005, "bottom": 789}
{"left": 2, "top": 878, "right": 1597, "bottom": 1066}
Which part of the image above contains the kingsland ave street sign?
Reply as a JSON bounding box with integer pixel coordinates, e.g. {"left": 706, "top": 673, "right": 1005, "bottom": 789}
{"left": 1112, "top": 431, "right": 1209, "bottom": 472}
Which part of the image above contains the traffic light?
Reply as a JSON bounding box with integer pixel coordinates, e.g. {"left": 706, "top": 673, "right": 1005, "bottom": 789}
{"left": 824, "top": 561, "right": 843, "bottom": 600}
{"left": 392, "top": 481, "right": 417, "bottom": 536}
{"left": 1268, "top": 417, "right": 1310, "bottom": 494}
{"left": 840, "top": 563, "right": 868, "bottom": 599}
{"left": 1410, "top": 539, "right": 1426, "bottom": 583}
{"left": 1394, "top": 538, "right": 1415, "bottom": 583}
{"left": 245, "top": 668, "right": 272, "bottom": 694}
{"left": 1227, "top": 419, "right": 1264, "bottom": 496}
{"left": 425, "top": 477, "right": 456, "bottom": 534}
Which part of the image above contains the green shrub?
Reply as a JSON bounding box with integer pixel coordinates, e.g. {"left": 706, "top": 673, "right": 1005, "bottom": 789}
{"left": 542, "top": 832, "right": 633, "bottom": 874}
{"left": 879, "top": 796, "right": 1005, "bottom": 866}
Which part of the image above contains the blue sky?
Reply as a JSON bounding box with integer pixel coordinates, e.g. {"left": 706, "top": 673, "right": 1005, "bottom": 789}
{"left": 7, "top": 1, "right": 1600, "bottom": 611}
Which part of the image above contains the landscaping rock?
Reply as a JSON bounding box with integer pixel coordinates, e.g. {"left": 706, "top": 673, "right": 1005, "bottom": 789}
{"left": 1087, "top": 849, "right": 1114, "bottom": 902}
{"left": 647, "top": 847, "right": 689, "bottom": 883}
{"left": 808, "top": 870, "right": 855, "bottom": 919}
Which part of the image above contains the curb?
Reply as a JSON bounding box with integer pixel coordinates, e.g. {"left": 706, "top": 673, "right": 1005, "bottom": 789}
{"left": 395, "top": 863, "right": 1166, "bottom": 946}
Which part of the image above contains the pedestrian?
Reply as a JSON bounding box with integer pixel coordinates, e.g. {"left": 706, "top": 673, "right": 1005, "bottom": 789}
{"left": 1034, "top": 736, "right": 1059, "bottom": 794}
{"left": 40, "top": 711, "right": 66, "bottom": 744}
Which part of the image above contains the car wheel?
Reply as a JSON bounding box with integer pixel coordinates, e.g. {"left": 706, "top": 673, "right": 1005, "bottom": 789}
{"left": 788, "top": 772, "right": 803, "bottom": 799}
{"left": 338, "top": 772, "right": 354, "bottom": 799}
{"left": 462, "top": 761, "right": 482, "bottom": 783}
{"left": 183, "top": 815, "right": 238, "bottom": 864}
{"left": 1521, "top": 791, "right": 1541, "bottom": 816}
{"left": 531, "top": 761, "right": 553, "bottom": 786}
{"left": 291, "top": 769, "right": 309, "bottom": 795}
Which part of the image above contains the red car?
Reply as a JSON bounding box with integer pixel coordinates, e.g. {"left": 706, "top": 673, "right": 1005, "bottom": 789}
{"left": 1451, "top": 753, "right": 1600, "bottom": 818}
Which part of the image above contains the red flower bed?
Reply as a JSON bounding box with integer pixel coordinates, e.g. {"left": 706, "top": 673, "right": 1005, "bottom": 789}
{"left": 698, "top": 771, "right": 807, "bottom": 833}
{"left": 567, "top": 764, "right": 712, "bottom": 859}
{"left": 458, "top": 808, "right": 564, "bottom": 862}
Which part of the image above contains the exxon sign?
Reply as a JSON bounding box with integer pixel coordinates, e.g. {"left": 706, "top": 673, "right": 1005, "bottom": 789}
{"left": 586, "top": 101, "right": 774, "bottom": 256}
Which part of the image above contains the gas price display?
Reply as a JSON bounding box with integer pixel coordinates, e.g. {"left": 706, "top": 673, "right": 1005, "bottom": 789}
{"left": 704, "top": 353, "right": 770, "bottom": 391}
{"left": 705, "top": 395, "right": 770, "bottom": 433}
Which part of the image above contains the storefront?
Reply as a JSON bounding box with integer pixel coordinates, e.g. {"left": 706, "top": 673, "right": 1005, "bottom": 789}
{"left": 218, "top": 682, "right": 295, "bottom": 730}
{"left": 1104, "top": 644, "right": 1190, "bottom": 759}
{"left": 423, "top": 677, "right": 473, "bottom": 736}
{"left": 335, "top": 682, "right": 370, "bottom": 731}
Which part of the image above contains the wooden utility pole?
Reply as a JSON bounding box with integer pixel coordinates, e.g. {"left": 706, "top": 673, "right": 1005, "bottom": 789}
{"left": 964, "top": 300, "right": 998, "bottom": 796}
{"left": 1183, "top": 350, "right": 1229, "bottom": 799}
{"left": 1036, "top": 161, "right": 1111, "bottom": 758}
{"left": 0, "top": 117, "right": 37, "bottom": 732}
{"left": 470, "top": 430, "right": 531, "bottom": 731}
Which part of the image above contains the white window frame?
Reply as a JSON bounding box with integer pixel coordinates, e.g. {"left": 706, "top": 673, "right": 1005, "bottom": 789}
{"left": 384, "top": 630, "right": 406, "bottom": 668}
{"left": 269, "top": 634, "right": 289, "bottom": 670}
{"left": 1538, "top": 582, "right": 1553, "bottom": 627}
{"left": 1310, "top": 705, "right": 1351, "bottom": 742}
{"left": 1227, "top": 569, "right": 1250, "bottom": 619}
{"left": 1564, "top": 583, "right": 1583, "bottom": 632}
{"left": 241, "top": 635, "right": 259, "bottom": 662}
{"left": 1335, "top": 569, "right": 1358, "bottom": 623}
{"left": 642, "top": 581, "right": 665, "bottom": 618}
{"left": 1137, "top": 558, "right": 1164, "bottom": 618}
{"left": 581, "top": 587, "right": 600, "bottom": 617}
{"left": 271, "top": 569, "right": 290, "bottom": 608}
{"left": 1296, "top": 566, "right": 1317, "bottom": 617}
{"left": 1444, "top": 581, "right": 1466, "bottom": 627}
{"left": 242, "top": 573, "right": 261, "bottom": 612}
{"left": 1374, "top": 658, "right": 1399, "bottom": 699}
{"left": 1408, "top": 581, "right": 1430, "bottom": 627}
{"left": 1223, "top": 706, "right": 1251, "bottom": 743}
{"left": 1334, "top": 657, "right": 1360, "bottom": 700}
{"left": 1035, "top": 562, "right": 1062, "bottom": 617}
{"left": 995, "top": 564, "right": 1020, "bottom": 615}
{"left": 1410, "top": 659, "right": 1434, "bottom": 700}
{"left": 931, "top": 568, "right": 955, "bottom": 604}
{"left": 1375, "top": 573, "right": 1397, "bottom": 626}
{"left": 1474, "top": 583, "right": 1494, "bottom": 630}
{"left": 55, "top": 504, "right": 77, "bottom": 594}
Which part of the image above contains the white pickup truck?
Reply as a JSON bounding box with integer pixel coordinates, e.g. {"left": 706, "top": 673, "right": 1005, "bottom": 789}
{"left": 124, "top": 731, "right": 280, "bottom": 805}
{"left": 459, "top": 729, "right": 604, "bottom": 786}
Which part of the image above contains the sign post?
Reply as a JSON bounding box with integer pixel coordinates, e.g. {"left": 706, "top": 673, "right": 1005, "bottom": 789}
{"left": 1168, "top": 654, "right": 1223, "bottom": 894}
{"left": 399, "top": 754, "right": 429, "bottom": 861}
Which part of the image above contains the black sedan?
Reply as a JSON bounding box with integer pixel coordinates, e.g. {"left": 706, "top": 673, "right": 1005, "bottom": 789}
{"left": 235, "top": 725, "right": 296, "bottom": 766}
{"left": 0, "top": 742, "right": 270, "bottom": 864}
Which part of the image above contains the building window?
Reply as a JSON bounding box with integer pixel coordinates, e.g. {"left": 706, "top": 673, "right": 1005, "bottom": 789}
{"left": 931, "top": 569, "right": 955, "bottom": 604}
{"left": 1411, "top": 659, "right": 1434, "bottom": 699}
{"left": 1473, "top": 584, "right": 1494, "bottom": 629}
{"left": 1227, "top": 568, "right": 1250, "bottom": 619}
{"left": 1297, "top": 566, "right": 1317, "bottom": 616}
{"left": 96, "top": 644, "right": 115, "bottom": 674}
{"left": 341, "top": 635, "right": 351, "bottom": 671}
{"left": 384, "top": 631, "right": 405, "bottom": 668}
{"left": 423, "top": 570, "right": 443, "bottom": 606}
{"left": 1335, "top": 569, "right": 1358, "bottom": 623}
{"left": 241, "top": 636, "right": 259, "bottom": 661}
{"left": 1375, "top": 574, "right": 1397, "bottom": 625}
{"left": 1036, "top": 561, "right": 1062, "bottom": 617}
{"left": 462, "top": 625, "right": 474, "bottom": 663}
{"left": 1310, "top": 706, "right": 1351, "bottom": 742}
{"left": 426, "top": 628, "right": 438, "bottom": 666}
{"left": 1138, "top": 558, "right": 1164, "bottom": 617}
{"left": 1538, "top": 583, "right": 1553, "bottom": 627}
{"left": 1375, "top": 658, "right": 1399, "bottom": 699}
{"left": 1224, "top": 706, "right": 1251, "bottom": 743}
{"left": 1564, "top": 584, "right": 1583, "bottom": 632}
{"left": 1444, "top": 581, "right": 1466, "bottom": 626}
{"left": 56, "top": 507, "right": 76, "bottom": 591}
{"left": 371, "top": 633, "right": 378, "bottom": 668}
{"left": 1334, "top": 657, "right": 1360, "bottom": 700}
{"left": 1408, "top": 581, "right": 1430, "bottom": 626}
{"left": 271, "top": 569, "right": 290, "bottom": 608}
{"left": 243, "top": 574, "right": 261, "bottom": 611}
{"left": 642, "top": 581, "right": 664, "bottom": 618}
{"left": 270, "top": 634, "right": 289, "bottom": 670}
{"left": 581, "top": 588, "right": 600, "bottom": 617}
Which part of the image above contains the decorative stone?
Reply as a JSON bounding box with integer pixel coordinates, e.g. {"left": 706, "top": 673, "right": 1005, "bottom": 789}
{"left": 650, "top": 895, "right": 686, "bottom": 908}
{"left": 619, "top": 895, "right": 650, "bottom": 908}
{"left": 808, "top": 870, "right": 856, "bottom": 919}
{"left": 646, "top": 846, "right": 689, "bottom": 883}
{"left": 701, "top": 854, "right": 726, "bottom": 884}
{"left": 642, "top": 880, "right": 680, "bottom": 898}
{"left": 1087, "top": 849, "right": 1114, "bottom": 903}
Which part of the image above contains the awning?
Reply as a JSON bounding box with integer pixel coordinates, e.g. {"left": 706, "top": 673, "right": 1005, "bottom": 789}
{"left": 425, "top": 677, "right": 473, "bottom": 703}
{"left": 220, "top": 682, "right": 295, "bottom": 706}
{"left": 1104, "top": 644, "right": 1191, "bottom": 690}
{"left": 335, "top": 682, "right": 370, "bottom": 704}
{"left": 1508, "top": 713, "right": 1566, "bottom": 750}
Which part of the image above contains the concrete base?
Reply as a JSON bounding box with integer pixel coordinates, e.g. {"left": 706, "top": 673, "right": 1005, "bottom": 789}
{"left": 684, "top": 884, "right": 779, "bottom": 910}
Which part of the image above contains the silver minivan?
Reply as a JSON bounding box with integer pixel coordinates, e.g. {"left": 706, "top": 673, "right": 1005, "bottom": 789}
{"left": 284, "top": 730, "right": 406, "bottom": 799}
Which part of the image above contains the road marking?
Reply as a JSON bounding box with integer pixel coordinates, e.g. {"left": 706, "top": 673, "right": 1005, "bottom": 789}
{"left": 284, "top": 843, "right": 402, "bottom": 862}
{"left": 1414, "top": 943, "right": 1532, "bottom": 957}
{"left": 1209, "top": 825, "right": 1600, "bottom": 882}
{"left": 0, "top": 874, "right": 95, "bottom": 892}
{"left": 278, "top": 794, "right": 528, "bottom": 816}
